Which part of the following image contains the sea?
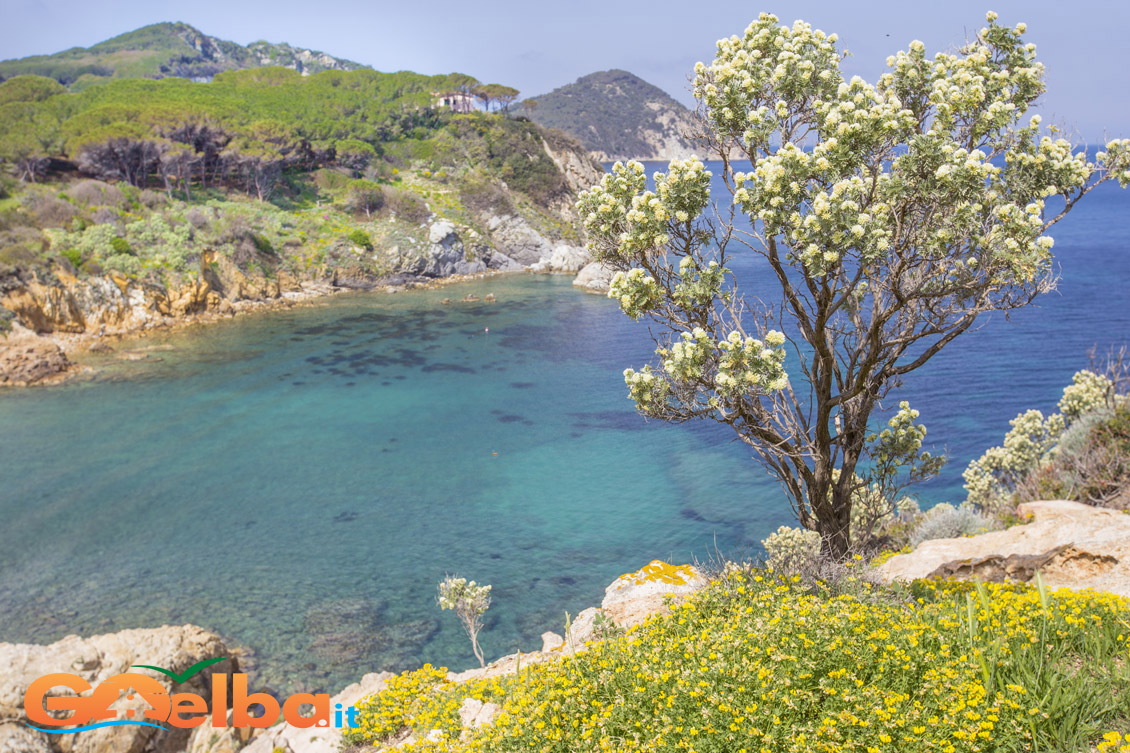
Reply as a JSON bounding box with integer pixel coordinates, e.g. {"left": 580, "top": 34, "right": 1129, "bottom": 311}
{"left": 1, "top": 161, "right": 1127, "bottom": 694}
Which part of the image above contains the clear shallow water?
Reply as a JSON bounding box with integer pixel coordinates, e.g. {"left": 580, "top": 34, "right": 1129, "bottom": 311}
{"left": 0, "top": 163, "right": 1127, "bottom": 694}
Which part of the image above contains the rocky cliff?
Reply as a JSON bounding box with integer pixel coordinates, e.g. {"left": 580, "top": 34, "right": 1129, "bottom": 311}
{"left": 0, "top": 125, "right": 604, "bottom": 386}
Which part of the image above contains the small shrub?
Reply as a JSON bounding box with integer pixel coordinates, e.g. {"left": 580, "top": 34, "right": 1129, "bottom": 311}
{"left": 184, "top": 208, "right": 210, "bottom": 229}
{"left": 909, "top": 503, "right": 992, "bottom": 545}
{"left": 250, "top": 232, "right": 276, "bottom": 256}
{"left": 761, "top": 525, "right": 821, "bottom": 574}
{"left": 102, "top": 253, "right": 141, "bottom": 277}
{"left": 382, "top": 187, "right": 430, "bottom": 225}
{"left": 458, "top": 172, "right": 514, "bottom": 216}
{"left": 66, "top": 180, "right": 124, "bottom": 208}
{"left": 90, "top": 207, "right": 119, "bottom": 225}
{"left": 592, "top": 609, "right": 621, "bottom": 640}
{"left": 25, "top": 193, "right": 78, "bottom": 229}
{"left": 347, "top": 228, "right": 373, "bottom": 250}
{"left": 109, "top": 236, "right": 133, "bottom": 255}
{"left": 1067, "top": 403, "right": 1130, "bottom": 506}
{"left": 138, "top": 189, "right": 166, "bottom": 208}
{"left": 60, "top": 247, "right": 82, "bottom": 269}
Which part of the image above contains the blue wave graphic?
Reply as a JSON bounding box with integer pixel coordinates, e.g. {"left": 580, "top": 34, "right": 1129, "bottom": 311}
{"left": 24, "top": 720, "right": 168, "bottom": 734}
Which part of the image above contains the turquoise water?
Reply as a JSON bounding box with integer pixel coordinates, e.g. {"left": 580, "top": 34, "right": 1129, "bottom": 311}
{"left": 1, "top": 164, "right": 1127, "bottom": 694}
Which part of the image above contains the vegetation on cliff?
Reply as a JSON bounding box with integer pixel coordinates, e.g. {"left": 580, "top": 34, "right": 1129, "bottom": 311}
{"left": 0, "top": 57, "right": 599, "bottom": 338}
{"left": 345, "top": 570, "right": 1130, "bottom": 752}
{"left": 523, "top": 70, "right": 701, "bottom": 161}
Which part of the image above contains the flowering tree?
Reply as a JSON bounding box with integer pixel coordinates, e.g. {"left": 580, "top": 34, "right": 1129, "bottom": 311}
{"left": 578, "top": 13, "right": 1130, "bottom": 558}
{"left": 437, "top": 575, "right": 492, "bottom": 667}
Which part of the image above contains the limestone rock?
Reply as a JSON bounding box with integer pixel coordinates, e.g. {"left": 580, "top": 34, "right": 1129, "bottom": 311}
{"left": 0, "top": 625, "right": 232, "bottom": 753}
{"left": 539, "top": 631, "right": 564, "bottom": 653}
{"left": 0, "top": 338, "right": 72, "bottom": 385}
{"left": 484, "top": 215, "right": 557, "bottom": 267}
{"left": 458, "top": 697, "right": 500, "bottom": 730}
{"left": 572, "top": 262, "right": 615, "bottom": 294}
{"left": 876, "top": 500, "right": 1130, "bottom": 596}
{"left": 565, "top": 607, "right": 600, "bottom": 650}
{"left": 528, "top": 243, "right": 588, "bottom": 274}
{"left": 601, "top": 560, "right": 708, "bottom": 629}
{"left": 539, "top": 134, "right": 604, "bottom": 197}
{"left": 184, "top": 709, "right": 251, "bottom": 753}
{"left": 0, "top": 722, "right": 51, "bottom": 753}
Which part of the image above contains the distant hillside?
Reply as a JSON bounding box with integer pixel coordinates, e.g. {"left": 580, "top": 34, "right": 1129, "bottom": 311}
{"left": 523, "top": 70, "right": 703, "bottom": 161}
{"left": 0, "top": 22, "right": 367, "bottom": 88}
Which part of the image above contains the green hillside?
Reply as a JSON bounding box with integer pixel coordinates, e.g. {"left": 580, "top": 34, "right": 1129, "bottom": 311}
{"left": 0, "top": 60, "right": 595, "bottom": 302}
{"left": 0, "top": 22, "right": 366, "bottom": 89}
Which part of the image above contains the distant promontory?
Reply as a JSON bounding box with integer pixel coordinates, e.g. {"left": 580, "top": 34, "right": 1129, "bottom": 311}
{"left": 522, "top": 70, "right": 703, "bottom": 162}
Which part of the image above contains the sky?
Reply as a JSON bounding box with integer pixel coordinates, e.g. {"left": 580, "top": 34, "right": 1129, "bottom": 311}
{"left": 1, "top": 0, "right": 1127, "bottom": 141}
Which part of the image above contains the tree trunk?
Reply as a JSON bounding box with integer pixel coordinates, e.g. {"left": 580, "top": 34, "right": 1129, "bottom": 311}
{"left": 817, "top": 487, "right": 852, "bottom": 560}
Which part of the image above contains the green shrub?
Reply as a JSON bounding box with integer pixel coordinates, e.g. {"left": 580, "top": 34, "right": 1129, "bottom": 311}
{"left": 347, "top": 228, "right": 373, "bottom": 250}
{"left": 109, "top": 236, "right": 133, "bottom": 255}
{"left": 103, "top": 253, "right": 141, "bottom": 277}
{"left": 60, "top": 247, "right": 82, "bottom": 269}
{"left": 251, "top": 232, "right": 276, "bottom": 256}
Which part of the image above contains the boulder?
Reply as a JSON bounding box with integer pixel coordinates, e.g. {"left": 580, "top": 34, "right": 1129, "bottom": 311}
{"left": 564, "top": 607, "right": 600, "bottom": 651}
{"left": 0, "top": 338, "right": 72, "bottom": 385}
{"left": 458, "top": 697, "right": 500, "bottom": 730}
{"left": 422, "top": 221, "right": 488, "bottom": 277}
{"left": 572, "top": 262, "right": 615, "bottom": 294}
{"left": 0, "top": 625, "right": 232, "bottom": 753}
{"left": 528, "top": 243, "right": 589, "bottom": 274}
{"left": 876, "top": 500, "right": 1130, "bottom": 596}
{"left": 539, "top": 631, "right": 564, "bottom": 653}
{"left": 484, "top": 215, "right": 556, "bottom": 267}
{"left": 601, "top": 560, "right": 708, "bottom": 629}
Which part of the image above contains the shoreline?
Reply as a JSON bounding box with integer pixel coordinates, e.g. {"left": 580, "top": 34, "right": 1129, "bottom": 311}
{"left": 0, "top": 267, "right": 542, "bottom": 389}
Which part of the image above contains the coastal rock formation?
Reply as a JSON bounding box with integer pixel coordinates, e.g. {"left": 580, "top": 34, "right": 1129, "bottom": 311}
{"left": 528, "top": 244, "right": 589, "bottom": 274}
{"left": 0, "top": 337, "right": 72, "bottom": 384}
{"left": 539, "top": 133, "right": 605, "bottom": 198}
{"left": 458, "top": 697, "right": 501, "bottom": 731}
{"left": 876, "top": 500, "right": 1130, "bottom": 597}
{"left": 572, "top": 261, "right": 614, "bottom": 294}
{"left": 483, "top": 214, "right": 561, "bottom": 267}
{"left": 1, "top": 267, "right": 230, "bottom": 337}
{"left": 0, "top": 625, "right": 233, "bottom": 753}
{"left": 601, "top": 560, "right": 709, "bottom": 629}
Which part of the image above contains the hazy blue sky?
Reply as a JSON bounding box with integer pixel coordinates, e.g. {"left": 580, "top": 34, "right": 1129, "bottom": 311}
{"left": 1, "top": 0, "right": 1127, "bottom": 140}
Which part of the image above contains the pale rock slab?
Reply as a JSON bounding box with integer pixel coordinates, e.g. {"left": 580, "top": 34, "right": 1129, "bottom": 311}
{"left": 876, "top": 500, "right": 1130, "bottom": 597}
{"left": 601, "top": 560, "right": 708, "bottom": 629}
{"left": 572, "top": 262, "right": 615, "bottom": 294}
{"left": 0, "top": 625, "right": 230, "bottom": 753}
